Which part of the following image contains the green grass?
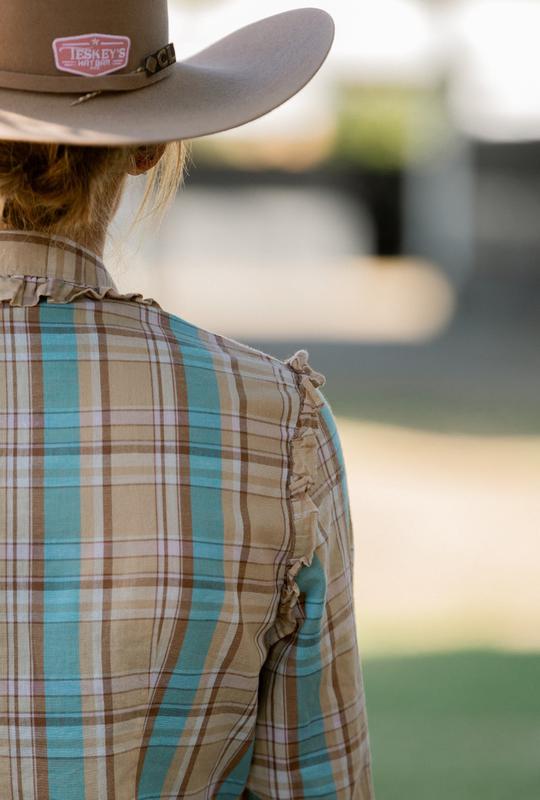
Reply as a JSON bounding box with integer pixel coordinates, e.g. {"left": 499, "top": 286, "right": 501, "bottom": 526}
{"left": 363, "top": 650, "right": 540, "bottom": 800}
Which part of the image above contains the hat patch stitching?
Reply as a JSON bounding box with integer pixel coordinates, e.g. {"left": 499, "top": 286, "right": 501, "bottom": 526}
{"left": 52, "top": 33, "right": 131, "bottom": 78}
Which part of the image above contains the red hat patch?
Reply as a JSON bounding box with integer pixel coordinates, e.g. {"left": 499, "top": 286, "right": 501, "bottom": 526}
{"left": 53, "top": 33, "right": 131, "bottom": 77}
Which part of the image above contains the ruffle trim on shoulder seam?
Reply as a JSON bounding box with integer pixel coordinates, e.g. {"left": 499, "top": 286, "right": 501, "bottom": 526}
{"left": 271, "top": 349, "right": 327, "bottom": 643}
{"left": 0, "top": 274, "right": 162, "bottom": 308}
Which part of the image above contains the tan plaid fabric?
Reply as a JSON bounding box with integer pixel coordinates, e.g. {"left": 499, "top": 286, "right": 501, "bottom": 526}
{"left": 0, "top": 230, "right": 374, "bottom": 799}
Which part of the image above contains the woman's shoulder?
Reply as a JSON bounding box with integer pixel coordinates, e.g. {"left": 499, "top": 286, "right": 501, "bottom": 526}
{"left": 157, "top": 308, "right": 326, "bottom": 399}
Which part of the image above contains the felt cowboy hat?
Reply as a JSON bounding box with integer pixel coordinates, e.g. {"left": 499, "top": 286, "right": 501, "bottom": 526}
{"left": 0, "top": 1, "right": 335, "bottom": 146}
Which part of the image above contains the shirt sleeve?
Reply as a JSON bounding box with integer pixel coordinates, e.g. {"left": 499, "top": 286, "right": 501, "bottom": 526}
{"left": 243, "top": 351, "right": 375, "bottom": 799}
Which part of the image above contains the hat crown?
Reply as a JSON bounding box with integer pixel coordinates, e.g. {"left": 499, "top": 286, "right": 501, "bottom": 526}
{"left": 1, "top": 0, "right": 169, "bottom": 76}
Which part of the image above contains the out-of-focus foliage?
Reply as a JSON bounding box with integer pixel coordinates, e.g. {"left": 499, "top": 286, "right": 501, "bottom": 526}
{"left": 190, "top": 82, "right": 450, "bottom": 172}
{"left": 330, "top": 82, "right": 449, "bottom": 169}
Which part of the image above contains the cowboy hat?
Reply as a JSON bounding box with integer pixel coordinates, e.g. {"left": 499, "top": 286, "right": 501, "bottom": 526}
{"left": 0, "top": 1, "right": 335, "bottom": 146}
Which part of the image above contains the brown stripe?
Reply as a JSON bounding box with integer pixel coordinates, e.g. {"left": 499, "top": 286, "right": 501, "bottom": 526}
{"left": 187, "top": 331, "right": 253, "bottom": 794}
{"left": 142, "top": 307, "right": 170, "bottom": 661}
{"left": 0, "top": 576, "right": 278, "bottom": 597}
{"left": 94, "top": 304, "right": 117, "bottom": 797}
{"left": 29, "top": 305, "right": 50, "bottom": 798}
{"left": 134, "top": 307, "right": 195, "bottom": 793}
{"left": 0, "top": 697, "right": 253, "bottom": 730}
{"left": 73, "top": 240, "right": 83, "bottom": 286}
{"left": 0, "top": 439, "right": 282, "bottom": 472}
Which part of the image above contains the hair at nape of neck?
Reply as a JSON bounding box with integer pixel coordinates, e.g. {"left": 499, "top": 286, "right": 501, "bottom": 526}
{"left": 0, "top": 139, "right": 192, "bottom": 241}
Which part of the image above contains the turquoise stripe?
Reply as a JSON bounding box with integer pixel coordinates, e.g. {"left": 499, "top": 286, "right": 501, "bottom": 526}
{"left": 291, "top": 400, "right": 340, "bottom": 797}
{"left": 320, "top": 401, "right": 351, "bottom": 530}
{"left": 138, "top": 319, "right": 227, "bottom": 797}
{"left": 295, "top": 553, "right": 338, "bottom": 798}
{"left": 39, "top": 306, "right": 85, "bottom": 796}
{"left": 215, "top": 740, "right": 255, "bottom": 799}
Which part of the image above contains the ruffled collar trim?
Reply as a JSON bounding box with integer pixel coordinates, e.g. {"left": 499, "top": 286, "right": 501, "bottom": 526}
{"left": 0, "top": 229, "right": 161, "bottom": 308}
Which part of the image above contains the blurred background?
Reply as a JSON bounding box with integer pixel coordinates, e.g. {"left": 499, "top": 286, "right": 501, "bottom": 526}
{"left": 107, "top": 1, "right": 540, "bottom": 797}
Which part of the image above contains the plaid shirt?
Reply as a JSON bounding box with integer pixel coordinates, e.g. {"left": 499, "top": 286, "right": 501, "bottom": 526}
{"left": 0, "top": 230, "right": 374, "bottom": 800}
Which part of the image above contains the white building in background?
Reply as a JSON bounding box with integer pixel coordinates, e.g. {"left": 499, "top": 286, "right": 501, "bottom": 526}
{"left": 443, "top": 0, "right": 540, "bottom": 142}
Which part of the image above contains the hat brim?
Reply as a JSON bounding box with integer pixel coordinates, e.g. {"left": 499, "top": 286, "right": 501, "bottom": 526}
{"left": 0, "top": 7, "right": 334, "bottom": 146}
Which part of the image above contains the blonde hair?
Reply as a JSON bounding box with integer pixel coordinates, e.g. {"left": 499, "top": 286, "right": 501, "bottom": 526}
{"left": 0, "top": 139, "right": 192, "bottom": 241}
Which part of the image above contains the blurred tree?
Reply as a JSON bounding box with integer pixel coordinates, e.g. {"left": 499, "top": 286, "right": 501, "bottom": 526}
{"left": 331, "top": 82, "right": 447, "bottom": 170}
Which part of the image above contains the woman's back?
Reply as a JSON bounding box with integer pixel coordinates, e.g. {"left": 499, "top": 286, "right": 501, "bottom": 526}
{"left": 0, "top": 231, "right": 373, "bottom": 798}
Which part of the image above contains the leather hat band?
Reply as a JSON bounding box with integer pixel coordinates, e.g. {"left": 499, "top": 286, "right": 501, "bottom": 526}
{"left": 0, "top": 42, "right": 176, "bottom": 94}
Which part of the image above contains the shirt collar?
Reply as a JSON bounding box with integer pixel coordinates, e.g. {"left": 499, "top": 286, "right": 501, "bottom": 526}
{"left": 0, "top": 229, "right": 119, "bottom": 293}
